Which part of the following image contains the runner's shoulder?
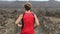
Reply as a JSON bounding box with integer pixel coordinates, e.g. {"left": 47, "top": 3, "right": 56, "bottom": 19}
{"left": 31, "top": 12, "right": 36, "bottom": 16}
{"left": 19, "top": 14, "right": 23, "bottom": 17}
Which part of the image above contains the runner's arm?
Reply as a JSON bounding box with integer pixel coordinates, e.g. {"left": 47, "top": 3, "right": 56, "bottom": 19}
{"left": 34, "top": 14, "right": 40, "bottom": 27}
{"left": 15, "top": 14, "right": 23, "bottom": 28}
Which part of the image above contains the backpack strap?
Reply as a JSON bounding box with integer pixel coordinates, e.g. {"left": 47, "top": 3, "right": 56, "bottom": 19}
{"left": 21, "top": 12, "right": 25, "bottom": 29}
{"left": 31, "top": 12, "right": 35, "bottom": 23}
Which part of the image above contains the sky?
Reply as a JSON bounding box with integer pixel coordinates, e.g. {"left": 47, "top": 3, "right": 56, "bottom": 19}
{"left": 0, "top": 0, "right": 49, "bottom": 1}
{"left": 55, "top": 0, "right": 60, "bottom": 1}
{"left": 0, "top": 0, "right": 60, "bottom": 1}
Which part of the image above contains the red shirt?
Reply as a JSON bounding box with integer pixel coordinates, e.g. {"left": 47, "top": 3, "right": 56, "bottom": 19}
{"left": 21, "top": 12, "right": 35, "bottom": 34}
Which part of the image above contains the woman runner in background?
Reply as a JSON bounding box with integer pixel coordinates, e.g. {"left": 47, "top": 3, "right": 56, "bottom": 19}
{"left": 15, "top": 2, "right": 40, "bottom": 34}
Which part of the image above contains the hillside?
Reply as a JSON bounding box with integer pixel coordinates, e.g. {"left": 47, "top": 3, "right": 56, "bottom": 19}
{"left": 0, "top": 1, "right": 60, "bottom": 8}
{"left": 0, "top": 1, "right": 60, "bottom": 34}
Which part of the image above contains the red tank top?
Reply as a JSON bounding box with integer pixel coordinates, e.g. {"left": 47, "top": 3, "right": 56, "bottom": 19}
{"left": 21, "top": 12, "right": 35, "bottom": 33}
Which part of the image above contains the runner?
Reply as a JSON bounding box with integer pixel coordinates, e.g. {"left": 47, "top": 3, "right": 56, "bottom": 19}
{"left": 15, "top": 2, "right": 40, "bottom": 34}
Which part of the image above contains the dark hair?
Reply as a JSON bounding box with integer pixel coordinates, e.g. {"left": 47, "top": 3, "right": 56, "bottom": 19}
{"left": 24, "top": 3, "right": 32, "bottom": 11}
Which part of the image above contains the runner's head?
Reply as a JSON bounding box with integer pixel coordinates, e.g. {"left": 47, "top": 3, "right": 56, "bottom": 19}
{"left": 24, "top": 2, "right": 32, "bottom": 11}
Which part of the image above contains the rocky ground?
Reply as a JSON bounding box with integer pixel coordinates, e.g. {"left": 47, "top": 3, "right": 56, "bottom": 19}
{"left": 0, "top": 8, "right": 60, "bottom": 34}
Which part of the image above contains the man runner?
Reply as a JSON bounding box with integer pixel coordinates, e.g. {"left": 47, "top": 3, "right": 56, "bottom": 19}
{"left": 15, "top": 2, "right": 40, "bottom": 34}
